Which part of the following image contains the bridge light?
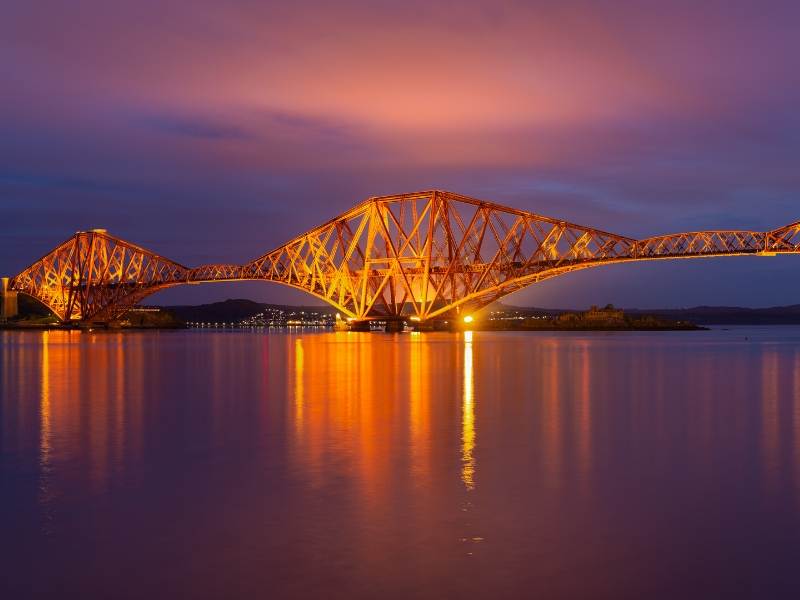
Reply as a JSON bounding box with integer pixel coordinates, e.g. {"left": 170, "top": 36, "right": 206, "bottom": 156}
{"left": 463, "top": 315, "right": 474, "bottom": 324}
{"left": 409, "top": 316, "right": 421, "bottom": 322}
{"left": 335, "top": 312, "right": 341, "bottom": 320}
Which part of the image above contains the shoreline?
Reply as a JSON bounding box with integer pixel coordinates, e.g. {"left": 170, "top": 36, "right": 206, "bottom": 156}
{"left": 0, "top": 322, "right": 720, "bottom": 332}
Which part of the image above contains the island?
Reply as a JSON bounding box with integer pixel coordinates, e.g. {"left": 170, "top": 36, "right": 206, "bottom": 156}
{"left": 475, "top": 304, "right": 705, "bottom": 331}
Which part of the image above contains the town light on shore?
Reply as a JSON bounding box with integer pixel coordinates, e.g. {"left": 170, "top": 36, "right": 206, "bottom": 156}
{"left": 463, "top": 315, "right": 474, "bottom": 324}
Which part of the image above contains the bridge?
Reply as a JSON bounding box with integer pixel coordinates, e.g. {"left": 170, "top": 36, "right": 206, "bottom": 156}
{"left": 5, "top": 190, "right": 800, "bottom": 325}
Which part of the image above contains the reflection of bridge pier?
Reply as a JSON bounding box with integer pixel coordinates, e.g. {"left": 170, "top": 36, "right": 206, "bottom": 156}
{"left": 408, "top": 319, "right": 460, "bottom": 332}
{"left": 7, "top": 190, "right": 800, "bottom": 324}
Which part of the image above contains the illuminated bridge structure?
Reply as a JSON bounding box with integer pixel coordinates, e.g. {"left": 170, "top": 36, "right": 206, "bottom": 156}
{"left": 7, "top": 190, "right": 800, "bottom": 324}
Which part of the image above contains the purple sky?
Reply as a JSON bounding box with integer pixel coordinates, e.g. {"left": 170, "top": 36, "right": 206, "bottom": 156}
{"left": 2, "top": 0, "right": 799, "bottom": 308}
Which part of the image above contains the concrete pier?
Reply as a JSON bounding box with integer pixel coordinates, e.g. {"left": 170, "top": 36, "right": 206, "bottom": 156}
{"left": 383, "top": 320, "right": 405, "bottom": 333}
{"left": 1, "top": 277, "right": 19, "bottom": 321}
{"left": 348, "top": 320, "right": 371, "bottom": 332}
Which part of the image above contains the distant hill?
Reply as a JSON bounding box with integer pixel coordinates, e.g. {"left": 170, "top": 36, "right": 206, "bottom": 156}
{"left": 162, "top": 299, "right": 335, "bottom": 323}
{"left": 495, "top": 302, "right": 800, "bottom": 325}
{"left": 627, "top": 305, "right": 800, "bottom": 325}
{"left": 146, "top": 298, "right": 800, "bottom": 326}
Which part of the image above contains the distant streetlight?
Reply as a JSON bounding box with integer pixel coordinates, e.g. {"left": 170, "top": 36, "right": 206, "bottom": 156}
{"left": 463, "top": 315, "right": 474, "bottom": 324}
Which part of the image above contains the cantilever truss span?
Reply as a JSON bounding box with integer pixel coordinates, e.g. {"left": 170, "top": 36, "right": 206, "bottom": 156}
{"left": 8, "top": 191, "right": 800, "bottom": 323}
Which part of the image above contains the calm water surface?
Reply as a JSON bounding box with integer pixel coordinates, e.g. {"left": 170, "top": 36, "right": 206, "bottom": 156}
{"left": 2, "top": 327, "right": 800, "bottom": 599}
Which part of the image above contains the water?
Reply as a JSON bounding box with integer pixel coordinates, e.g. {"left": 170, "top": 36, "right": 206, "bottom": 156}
{"left": 2, "top": 327, "right": 800, "bottom": 599}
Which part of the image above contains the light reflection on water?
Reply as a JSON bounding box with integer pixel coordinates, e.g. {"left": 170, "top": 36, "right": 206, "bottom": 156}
{"left": 2, "top": 327, "right": 800, "bottom": 599}
{"left": 461, "top": 330, "right": 475, "bottom": 491}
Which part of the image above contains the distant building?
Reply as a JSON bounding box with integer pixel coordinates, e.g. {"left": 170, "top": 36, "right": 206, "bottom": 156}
{"left": 557, "top": 304, "right": 625, "bottom": 324}
{"left": 583, "top": 304, "right": 625, "bottom": 322}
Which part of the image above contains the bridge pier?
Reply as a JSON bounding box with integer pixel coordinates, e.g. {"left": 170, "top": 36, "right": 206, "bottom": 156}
{"left": 347, "top": 319, "right": 406, "bottom": 332}
{"left": 348, "top": 320, "right": 371, "bottom": 332}
{"left": 384, "top": 320, "right": 405, "bottom": 333}
{"left": 1, "top": 277, "right": 18, "bottom": 322}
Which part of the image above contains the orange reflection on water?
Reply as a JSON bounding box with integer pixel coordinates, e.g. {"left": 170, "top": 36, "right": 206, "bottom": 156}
{"left": 762, "top": 349, "right": 780, "bottom": 492}
{"left": 38, "top": 331, "right": 53, "bottom": 523}
{"left": 409, "top": 331, "right": 431, "bottom": 486}
{"left": 794, "top": 350, "right": 800, "bottom": 508}
{"left": 39, "top": 332, "right": 52, "bottom": 465}
{"left": 289, "top": 332, "right": 395, "bottom": 504}
{"left": 575, "top": 340, "right": 592, "bottom": 485}
{"left": 90, "top": 334, "right": 111, "bottom": 493}
{"left": 461, "top": 331, "right": 475, "bottom": 491}
{"left": 542, "top": 339, "right": 563, "bottom": 490}
{"left": 294, "top": 336, "right": 304, "bottom": 434}
{"left": 12, "top": 330, "right": 150, "bottom": 510}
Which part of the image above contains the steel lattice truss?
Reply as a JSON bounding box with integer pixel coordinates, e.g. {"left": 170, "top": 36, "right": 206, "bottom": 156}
{"left": 9, "top": 191, "right": 800, "bottom": 323}
{"left": 9, "top": 230, "right": 189, "bottom": 322}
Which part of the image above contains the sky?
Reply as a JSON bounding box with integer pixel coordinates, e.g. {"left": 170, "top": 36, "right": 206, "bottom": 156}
{"left": 2, "top": 0, "right": 799, "bottom": 308}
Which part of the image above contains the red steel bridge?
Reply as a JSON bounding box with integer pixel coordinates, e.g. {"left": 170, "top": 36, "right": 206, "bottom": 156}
{"left": 6, "top": 190, "right": 800, "bottom": 324}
